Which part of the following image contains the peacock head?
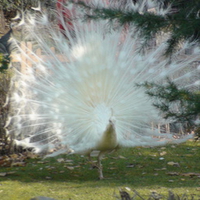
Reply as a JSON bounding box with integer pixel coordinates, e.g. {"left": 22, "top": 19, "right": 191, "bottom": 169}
{"left": 106, "top": 117, "right": 116, "bottom": 133}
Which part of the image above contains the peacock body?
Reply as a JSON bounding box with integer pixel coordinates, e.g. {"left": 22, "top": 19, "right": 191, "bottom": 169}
{"left": 7, "top": 0, "right": 199, "bottom": 179}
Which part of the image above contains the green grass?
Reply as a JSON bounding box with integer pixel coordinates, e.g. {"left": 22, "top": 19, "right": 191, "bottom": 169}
{"left": 0, "top": 140, "right": 200, "bottom": 200}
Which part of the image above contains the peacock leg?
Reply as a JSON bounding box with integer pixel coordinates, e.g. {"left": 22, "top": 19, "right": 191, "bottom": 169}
{"left": 97, "top": 152, "right": 104, "bottom": 179}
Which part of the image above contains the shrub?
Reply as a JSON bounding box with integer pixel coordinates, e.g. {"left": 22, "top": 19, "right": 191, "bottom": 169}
{"left": 0, "top": 54, "right": 12, "bottom": 155}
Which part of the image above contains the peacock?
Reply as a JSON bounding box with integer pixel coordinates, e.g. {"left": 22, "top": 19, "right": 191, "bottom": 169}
{"left": 6, "top": 0, "right": 199, "bottom": 179}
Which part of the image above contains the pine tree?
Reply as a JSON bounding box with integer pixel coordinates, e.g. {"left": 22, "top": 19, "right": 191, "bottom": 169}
{"left": 137, "top": 80, "right": 200, "bottom": 137}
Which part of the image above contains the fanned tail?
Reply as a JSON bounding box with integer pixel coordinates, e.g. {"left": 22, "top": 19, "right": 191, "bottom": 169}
{"left": 7, "top": 1, "right": 199, "bottom": 156}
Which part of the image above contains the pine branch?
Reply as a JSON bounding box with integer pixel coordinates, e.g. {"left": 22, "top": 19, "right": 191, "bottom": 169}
{"left": 138, "top": 79, "right": 200, "bottom": 128}
{"left": 73, "top": 0, "right": 200, "bottom": 56}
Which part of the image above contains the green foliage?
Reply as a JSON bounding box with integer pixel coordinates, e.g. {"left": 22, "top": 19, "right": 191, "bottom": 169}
{"left": 74, "top": 0, "right": 200, "bottom": 55}
{"left": 138, "top": 79, "right": 200, "bottom": 133}
{"left": 0, "top": 54, "right": 10, "bottom": 73}
{"left": 0, "top": 54, "right": 12, "bottom": 155}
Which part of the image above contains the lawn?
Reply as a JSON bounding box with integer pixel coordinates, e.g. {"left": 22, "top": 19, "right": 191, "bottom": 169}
{"left": 0, "top": 140, "right": 200, "bottom": 200}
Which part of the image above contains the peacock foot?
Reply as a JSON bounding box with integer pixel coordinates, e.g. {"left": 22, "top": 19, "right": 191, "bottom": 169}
{"left": 98, "top": 165, "right": 104, "bottom": 180}
{"left": 99, "top": 175, "right": 104, "bottom": 180}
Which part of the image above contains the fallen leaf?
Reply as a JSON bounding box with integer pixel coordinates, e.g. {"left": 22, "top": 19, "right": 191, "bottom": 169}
{"left": 171, "top": 145, "right": 176, "bottom": 148}
{"left": 37, "top": 161, "right": 49, "bottom": 164}
{"left": 0, "top": 156, "right": 11, "bottom": 167}
{"left": 66, "top": 166, "right": 74, "bottom": 170}
{"left": 11, "top": 162, "right": 26, "bottom": 167}
{"left": 66, "top": 162, "right": 74, "bottom": 166}
{"left": 109, "top": 167, "right": 117, "bottom": 170}
{"left": 0, "top": 154, "right": 28, "bottom": 167}
{"left": 0, "top": 171, "right": 16, "bottom": 177}
{"left": 7, "top": 171, "right": 16, "bottom": 175}
{"left": 10, "top": 154, "right": 19, "bottom": 159}
{"left": 65, "top": 159, "right": 73, "bottom": 163}
{"left": 167, "top": 162, "right": 180, "bottom": 167}
{"left": 118, "top": 155, "right": 126, "bottom": 159}
{"left": 181, "top": 172, "right": 200, "bottom": 177}
{"left": 112, "top": 155, "right": 126, "bottom": 159}
{"left": 154, "top": 168, "right": 167, "bottom": 171}
{"left": 57, "top": 158, "right": 65, "bottom": 163}
{"left": 24, "top": 151, "right": 38, "bottom": 159}
{"left": 160, "top": 151, "right": 167, "bottom": 156}
{"left": 126, "top": 164, "right": 135, "bottom": 168}
{"left": 167, "top": 172, "right": 179, "bottom": 176}
{"left": 0, "top": 173, "right": 7, "bottom": 177}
